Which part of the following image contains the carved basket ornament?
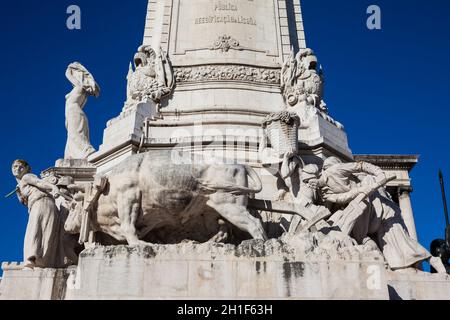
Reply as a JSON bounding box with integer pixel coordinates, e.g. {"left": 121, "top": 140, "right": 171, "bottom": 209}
{"left": 262, "top": 111, "right": 300, "bottom": 158}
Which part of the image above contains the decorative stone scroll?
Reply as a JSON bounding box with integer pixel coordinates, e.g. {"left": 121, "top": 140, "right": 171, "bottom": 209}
{"left": 174, "top": 65, "right": 281, "bottom": 85}
{"left": 210, "top": 35, "right": 242, "bottom": 52}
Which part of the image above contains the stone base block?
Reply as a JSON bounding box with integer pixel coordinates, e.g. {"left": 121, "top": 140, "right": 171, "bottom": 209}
{"left": 2, "top": 241, "right": 449, "bottom": 300}
{"left": 0, "top": 262, "right": 70, "bottom": 300}
{"left": 387, "top": 270, "right": 450, "bottom": 300}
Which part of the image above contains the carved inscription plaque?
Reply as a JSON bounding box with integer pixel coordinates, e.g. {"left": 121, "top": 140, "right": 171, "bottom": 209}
{"left": 171, "top": 0, "right": 280, "bottom": 64}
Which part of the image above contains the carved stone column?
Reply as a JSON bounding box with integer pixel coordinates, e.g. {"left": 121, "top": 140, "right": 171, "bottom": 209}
{"left": 398, "top": 186, "right": 418, "bottom": 240}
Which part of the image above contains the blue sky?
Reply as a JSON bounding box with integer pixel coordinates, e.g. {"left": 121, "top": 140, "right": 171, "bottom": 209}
{"left": 0, "top": 0, "right": 449, "bottom": 269}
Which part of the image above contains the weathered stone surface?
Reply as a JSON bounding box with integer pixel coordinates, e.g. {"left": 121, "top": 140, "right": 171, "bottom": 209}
{"left": 387, "top": 270, "right": 450, "bottom": 300}
{"left": 0, "top": 262, "right": 70, "bottom": 300}
{"left": 0, "top": 236, "right": 384, "bottom": 300}
{"left": 2, "top": 239, "right": 449, "bottom": 300}
{"left": 65, "top": 239, "right": 389, "bottom": 300}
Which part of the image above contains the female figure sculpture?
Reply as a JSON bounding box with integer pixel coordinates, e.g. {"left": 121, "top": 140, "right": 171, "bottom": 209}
{"left": 12, "top": 160, "right": 64, "bottom": 268}
{"left": 64, "top": 62, "right": 100, "bottom": 160}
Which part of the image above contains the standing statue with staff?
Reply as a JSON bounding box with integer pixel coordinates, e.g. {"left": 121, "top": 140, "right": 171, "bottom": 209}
{"left": 10, "top": 160, "right": 65, "bottom": 268}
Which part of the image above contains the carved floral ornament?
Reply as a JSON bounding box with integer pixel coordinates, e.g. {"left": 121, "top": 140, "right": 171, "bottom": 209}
{"left": 174, "top": 65, "right": 281, "bottom": 85}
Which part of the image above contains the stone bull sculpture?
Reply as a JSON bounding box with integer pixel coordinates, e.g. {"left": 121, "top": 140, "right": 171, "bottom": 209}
{"left": 65, "top": 151, "right": 268, "bottom": 245}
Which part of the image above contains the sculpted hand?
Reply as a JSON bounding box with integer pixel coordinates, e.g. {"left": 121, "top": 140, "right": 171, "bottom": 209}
{"left": 284, "top": 149, "right": 296, "bottom": 160}
{"left": 375, "top": 173, "right": 387, "bottom": 185}
{"left": 358, "top": 185, "right": 373, "bottom": 196}
{"left": 321, "top": 191, "right": 332, "bottom": 202}
{"left": 51, "top": 187, "right": 61, "bottom": 199}
{"left": 308, "top": 179, "right": 319, "bottom": 189}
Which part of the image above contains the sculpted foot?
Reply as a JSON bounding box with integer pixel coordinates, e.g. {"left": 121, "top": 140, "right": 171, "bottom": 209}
{"left": 429, "top": 256, "right": 448, "bottom": 274}
{"left": 251, "top": 224, "right": 268, "bottom": 241}
{"left": 275, "top": 190, "right": 287, "bottom": 202}
{"left": 127, "top": 239, "right": 148, "bottom": 246}
{"left": 209, "top": 220, "right": 229, "bottom": 243}
{"left": 123, "top": 230, "right": 143, "bottom": 246}
{"left": 393, "top": 267, "right": 419, "bottom": 275}
{"left": 209, "top": 231, "right": 228, "bottom": 243}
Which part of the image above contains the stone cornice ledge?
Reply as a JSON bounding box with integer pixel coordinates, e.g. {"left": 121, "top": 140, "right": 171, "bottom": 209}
{"left": 354, "top": 155, "right": 419, "bottom": 172}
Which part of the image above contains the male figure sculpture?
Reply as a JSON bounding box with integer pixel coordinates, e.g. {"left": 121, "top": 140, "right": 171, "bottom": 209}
{"left": 316, "top": 157, "right": 447, "bottom": 273}
{"left": 12, "top": 160, "right": 65, "bottom": 268}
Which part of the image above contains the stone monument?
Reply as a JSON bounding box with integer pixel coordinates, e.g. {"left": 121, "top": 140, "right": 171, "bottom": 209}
{"left": 1, "top": 0, "right": 450, "bottom": 300}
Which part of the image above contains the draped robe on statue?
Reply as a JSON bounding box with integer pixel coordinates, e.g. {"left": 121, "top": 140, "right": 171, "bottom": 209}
{"left": 321, "top": 162, "right": 431, "bottom": 270}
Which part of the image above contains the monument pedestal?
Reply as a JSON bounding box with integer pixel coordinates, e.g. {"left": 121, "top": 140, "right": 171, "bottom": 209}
{"left": 2, "top": 241, "right": 450, "bottom": 300}
{"left": 64, "top": 242, "right": 388, "bottom": 300}
{"left": 0, "top": 263, "right": 71, "bottom": 300}
{"left": 298, "top": 114, "right": 353, "bottom": 164}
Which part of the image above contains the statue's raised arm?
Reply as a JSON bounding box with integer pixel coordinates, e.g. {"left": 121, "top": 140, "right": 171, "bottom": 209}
{"left": 64, "top": 62, "right": 100, "bottom": 160}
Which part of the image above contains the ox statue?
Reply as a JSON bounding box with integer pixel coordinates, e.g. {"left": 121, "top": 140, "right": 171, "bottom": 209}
{"left": 65, "top": 151, "right": 267, "bottom": 245}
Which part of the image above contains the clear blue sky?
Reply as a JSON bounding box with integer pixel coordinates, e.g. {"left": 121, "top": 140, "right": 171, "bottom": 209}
{"left": 0, "top": 0, "right": 449, "bottom": 269}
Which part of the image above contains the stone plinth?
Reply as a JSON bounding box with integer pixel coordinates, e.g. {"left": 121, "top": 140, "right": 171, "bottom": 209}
{"left": 1, "top": 240, "right": 389, "bottom": 300}
{"left": 41, "top": 159, "right": 97, "bottom": 185}
{"left": 2, "top": 240, "right": 450, "bottom": 300}
{"left": 0, "top": 263, "right": 70, "bottom": 300}
{"left": 298, "top": 115, "right": 353, "bottom": 164}
{"left": 387, "top": 270, "right": 450, "bottom": 300}
{"left": 62, "top": 241, "right": 390, "bottom": 300}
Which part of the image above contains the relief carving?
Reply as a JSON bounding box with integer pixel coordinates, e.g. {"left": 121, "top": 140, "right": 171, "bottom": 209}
{"left": 281, "top": 48, "right": 343, "bottom": 129}
{"left": 174, "top": 65, "right": 280, "bottom": 85}
{"left": 124, "top": 46, "right": 175, "bottom": 111}
{"left": 211, "top": 35, "right": 242, "bottom": 52}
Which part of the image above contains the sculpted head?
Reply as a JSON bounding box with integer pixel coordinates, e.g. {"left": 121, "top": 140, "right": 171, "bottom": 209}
{"left": 135, "top": 46, "right": 156, "bottom": 66}
{"left": 296, "top": 48, "right": 318, "bottom": 73}
{"left": 322, "top": 156, "right": 342, "bottom": 171}
{"left": 12, "top": 159, "right": 31, "bottom": 179}
{"left": 301, "top": 164, "right": 319, "bottom": 182}
{"left": 134, "top": 45, "right": 157, "bottom": 77}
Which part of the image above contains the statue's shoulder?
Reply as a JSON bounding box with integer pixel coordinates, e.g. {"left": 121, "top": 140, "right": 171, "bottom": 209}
{"left": 21, "top": 173, "right": 38, "bottom": 184}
